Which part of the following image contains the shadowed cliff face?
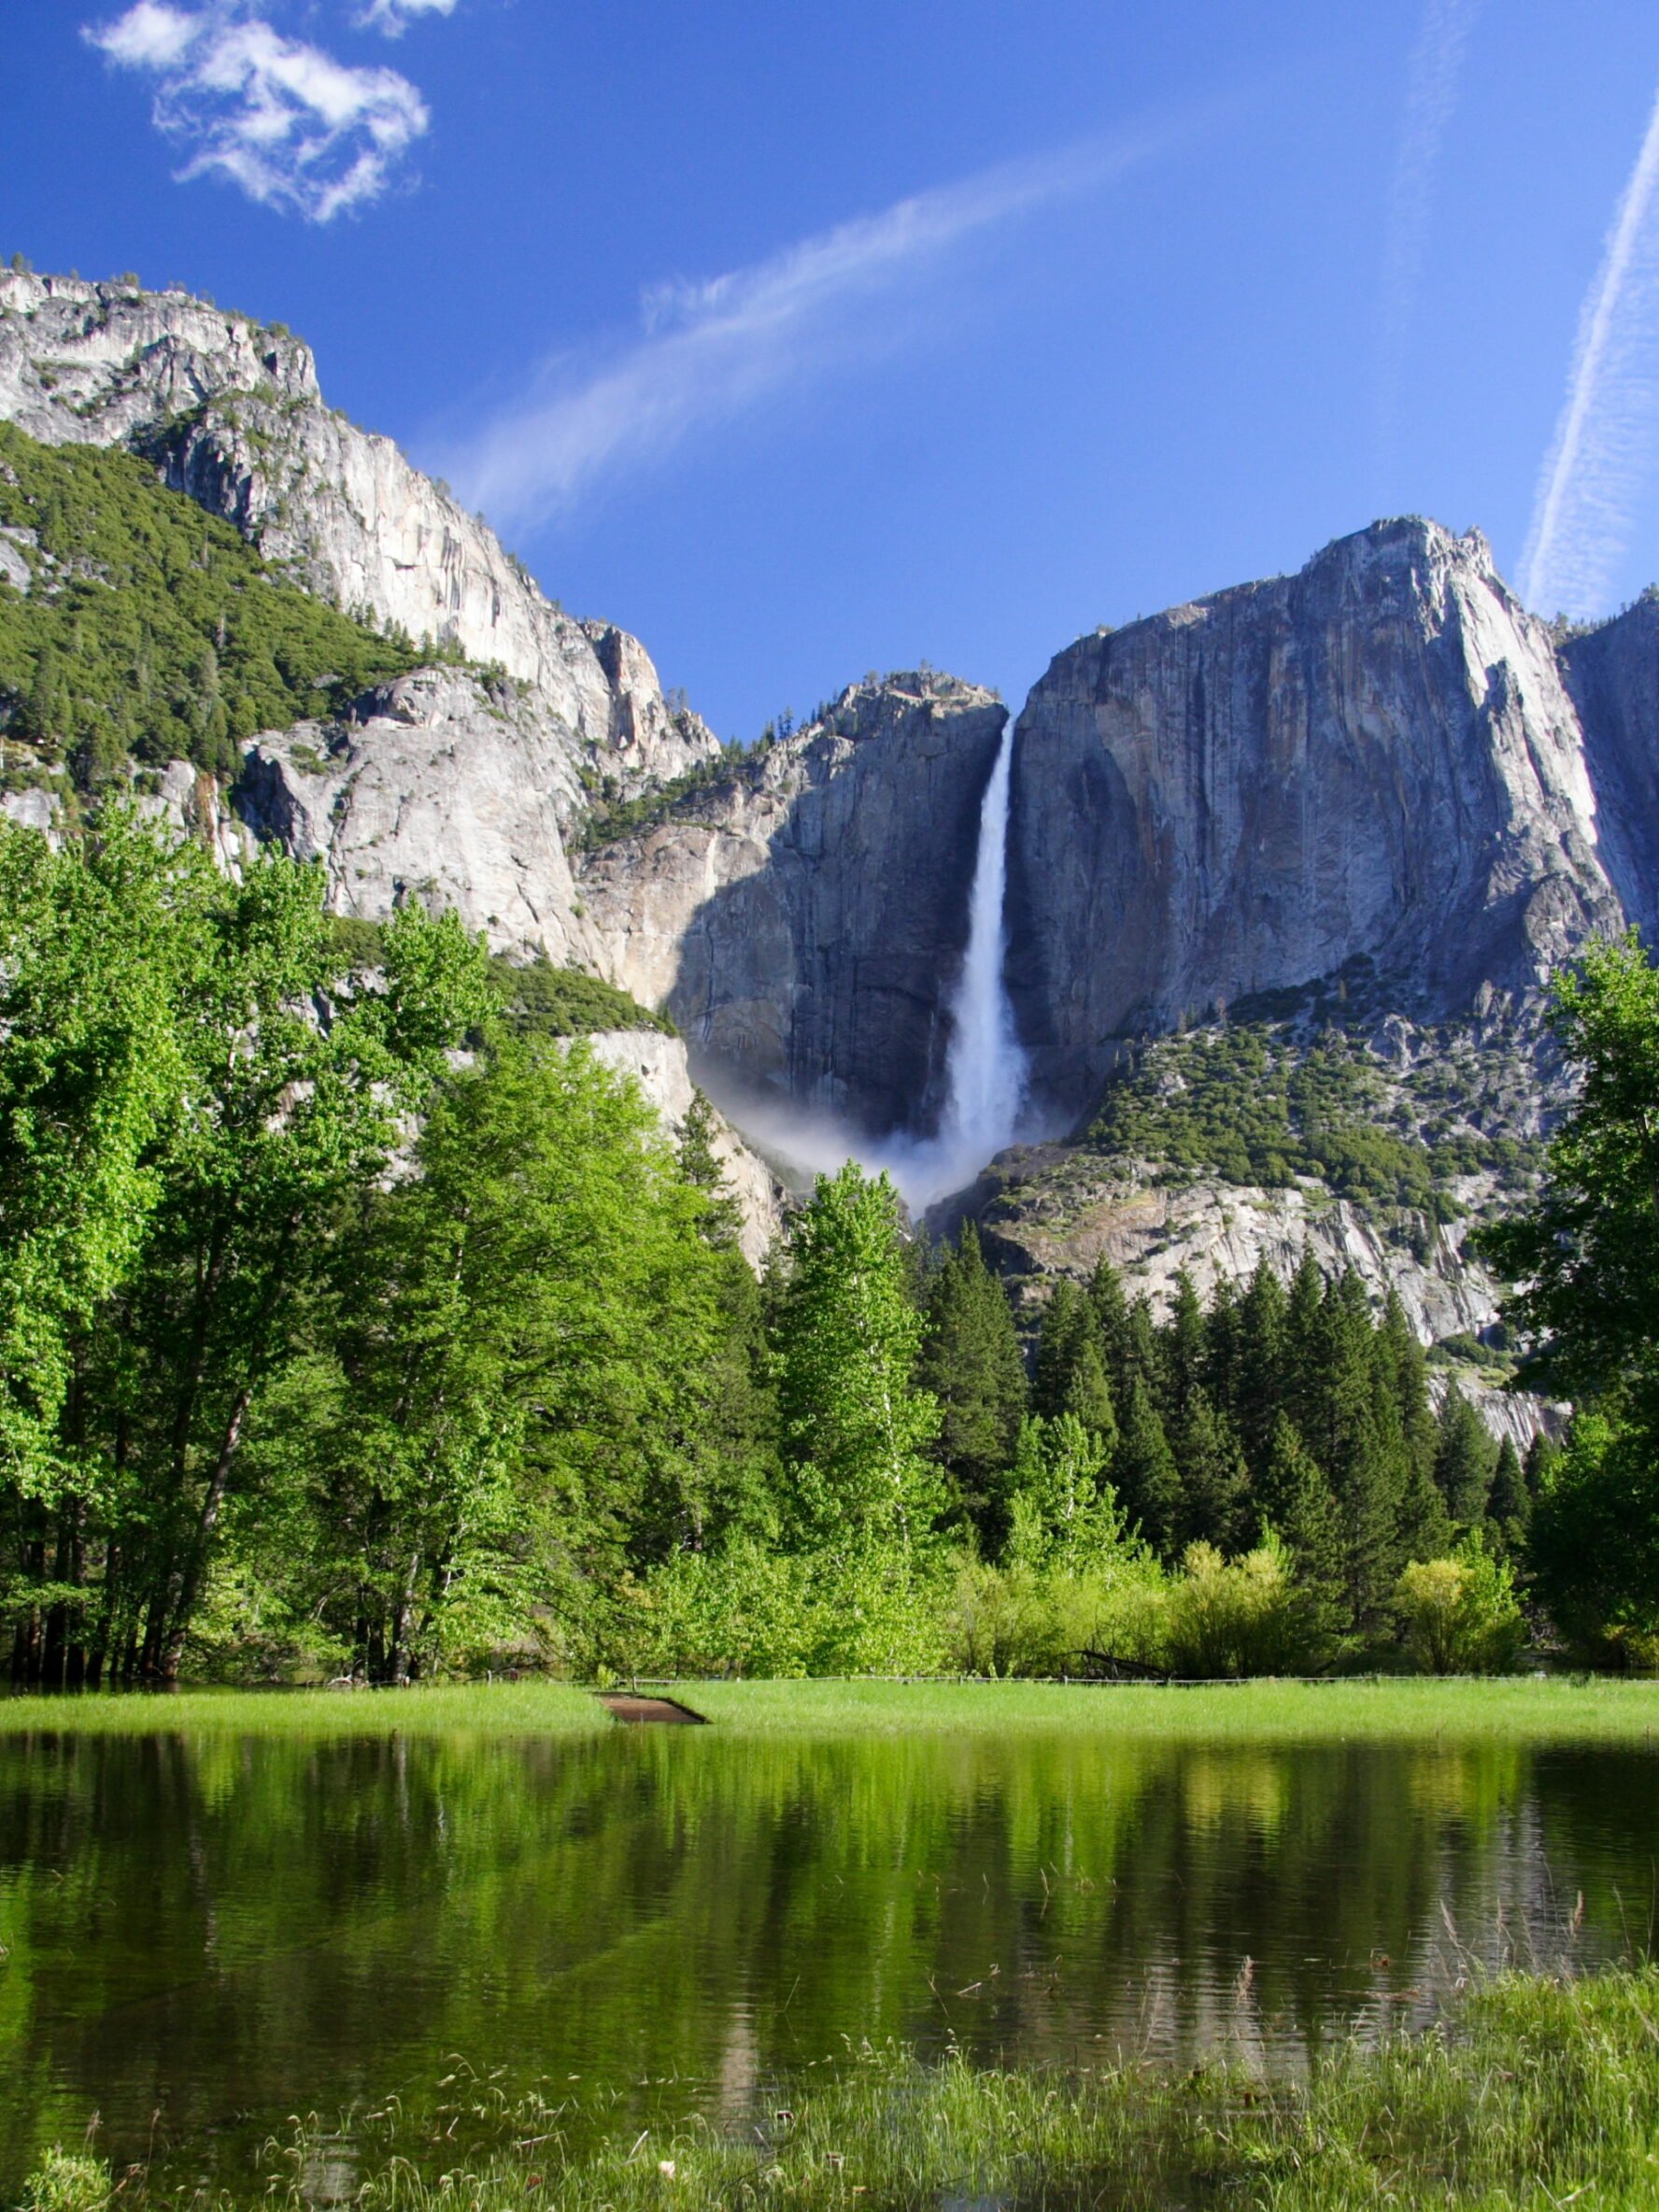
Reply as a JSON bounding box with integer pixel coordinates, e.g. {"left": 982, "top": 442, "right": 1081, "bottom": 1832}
{"left": 1562, "top": 592, "right": 1659, "bottom": 943}
{"left": 578, "top": 675, "right": 1009, "bottom": 1139}
{"left": 1007, "top": 518, "right": 1622, "bottom": 1115}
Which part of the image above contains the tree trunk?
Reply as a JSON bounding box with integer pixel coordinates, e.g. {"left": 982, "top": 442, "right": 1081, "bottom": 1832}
{"left": 156, "top": 1382, "right": 255, "bottom": 1681}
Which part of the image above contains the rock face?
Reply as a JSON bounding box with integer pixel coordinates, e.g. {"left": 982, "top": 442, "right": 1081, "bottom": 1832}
{"left": 0, "top": 270, "right": 718, "bottom": 809}
{"left": 1008, "top": 519, "right": 1623, "bottom": 1114}
{"left": 577, "top": 674, "right": 1009, "bottom": 1137}
{"left": 1561, "top": 590, "right": 1659, "bottom": 942}
{"left": 234, "top": 669, "right": 605, "bottom": 967}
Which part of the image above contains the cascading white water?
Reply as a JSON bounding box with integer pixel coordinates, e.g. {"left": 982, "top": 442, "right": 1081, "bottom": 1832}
{"left": 887, "top": 723, "right": 1028, "bottom": 1210}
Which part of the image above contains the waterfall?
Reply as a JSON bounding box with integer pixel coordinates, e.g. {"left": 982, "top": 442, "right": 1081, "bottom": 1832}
{"left": 890, "top": 722, "right": 1028, "bottom": 1211}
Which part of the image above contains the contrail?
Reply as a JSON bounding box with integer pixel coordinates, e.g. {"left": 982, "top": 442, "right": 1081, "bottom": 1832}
{"left": 1522, "top": 82, "right": 1659, "bottom": 617}
{"left": 1375, "top": 0, "right": 1484, "bottom": 472}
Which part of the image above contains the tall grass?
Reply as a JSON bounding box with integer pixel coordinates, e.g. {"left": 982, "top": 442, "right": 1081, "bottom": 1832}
{"left": 7, "top": 1674, "right": 1659, "bottom": 1746}
{"left": 27, "top": 1968, "right": 1659, "bottom": 2212}
{"left": 679, "top": 1673, "right": 1659, "bottom": 1742}
{"left": 0, "top": 1679, "right": 609, "bottom": 1740}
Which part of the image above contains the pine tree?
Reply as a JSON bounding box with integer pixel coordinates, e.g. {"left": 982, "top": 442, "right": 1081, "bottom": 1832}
{"left": 1434, "top": 1385, "right": 1499, "bottom": 1530}
{"left": 1488, "top": 1435, "right": 1530, "bottom": 1557}
{"left": 1229, "top": 1258, "right": 1288, "bottom": 1475}
{"left": 1087, "top": 1255, "right": 1134, "bottom": 1384}
{"left": 1312, "top": 1272, "right": 1406, "bottom": 1629}
{"left": 1260, "top": 1412, "right": 1349, "bottom": 1649}
{"left": 1378, "top": 1290, "right": 1439, "bottom": 1496}
{"left": 1113, "top": 1373, "right": 1183, "bottom": 1556}
{"left": 1170, "top": 1384, "right": 1252, "bottom": 1553}
{"left": 918, "top": 1223, "right": 1028, "bottom": 1538}
{"left": 1397, "top": 1445, "right": 1454, "bottom": 1564}
{"left": 1160, "top": 1269, "right": 1208, "bottom": 1419}
{"left": 1060, "top": 1333, "right": 1117, "bottom": 1453}
{"left": 1202, "top": 1274, "right": 1241, "bottom": 1426}
{"left": 1032, "top": 1280, "right": 1093, "bottom": 1420}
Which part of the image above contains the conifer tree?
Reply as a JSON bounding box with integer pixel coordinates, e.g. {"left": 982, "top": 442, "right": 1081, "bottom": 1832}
{"left": 1228, "top": 1258, "right": 1288, "bottom": 1473}
{"left": 1032, "top": 1280, "right": 1093, "bottom": 1420}
{"left": 1378, "top": 1290, "right": 1439, "bottom": 1494}
{"left": 1397, "top": 1445, "right": 1454, "bottom": 1565}
{"left": 1312, "top": 1272, "right": 1406, "bottom": 1627}
{"left": 1060, "top": 1333, "right": 1117, "bottom": 1454}
{"left": 1170, "top": 1384, "right": 1252, "bottom": 1553}
{"left": 1434, "top": 1385, "right": 1499, "bottom": 1530}
{"left": 1487, "top": 1435, "right": 1530, "bottom": 1557}
{"left": 1160, "top": 1269, "right": 1208, "bottom": 1419}
{"left": 918, "top": 1223, "right": 1028, "bottom": 1536}
{"left": 1087, "top": 1255, "right": 1133, "bottom": 1381}
{"left": 1113, "top": 1373, "right": 1183, "bottom": 1556}
{"left": 1260, "top": 1413, "right": 1349, "bottom": 1650}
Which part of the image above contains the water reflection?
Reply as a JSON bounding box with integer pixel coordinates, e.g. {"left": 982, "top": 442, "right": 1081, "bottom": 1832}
{"left": 0, "top": 1728, "right": 1652, "bottom": 2191}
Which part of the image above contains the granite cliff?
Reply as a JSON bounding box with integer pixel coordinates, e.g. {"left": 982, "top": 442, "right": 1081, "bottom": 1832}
{"left": 577, "top": 673, "right": 1008, "bottom": 1138}
{"left": 1006, "top": 518, "right": 1621, "bottom": 1117}
{"left": 0, "top": 269, "right": 718, "bottom": 815}
{"left": 4, "top": 271, "right": 1658, "bottom": 1353}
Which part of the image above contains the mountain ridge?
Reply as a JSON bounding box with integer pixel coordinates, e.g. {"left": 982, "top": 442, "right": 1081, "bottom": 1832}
{"left": 1, "top": 268, "right": 1655, "bottom": 1369}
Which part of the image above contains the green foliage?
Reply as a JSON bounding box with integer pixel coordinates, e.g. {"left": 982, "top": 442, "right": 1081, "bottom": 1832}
{"left": 1088, "top": 1018, "right": 1536, "bottom": 1221}
{"left": 0, "top": 816, "right": 495, "bottom": 1681}
{"left": 0, "top": 420, "right": 436, "bottom": 786}
{"left": 917, "top": 1222, "right": 1027, "bottom": 1537}
{"left": 1162, "top": 1533, "right": 1312, "bottom": 1677}
{"left": 486, "top": 951, "right": 674, "bottom": 1036}
{"left": 772, "top": 1161, "right": 943, "bottom": 1557}
{"left": 572, "top": 737, "right": 751, "bottom": 848}
{"left": 19, "top": 2149, "right": 109, "bottom": 2212}
{"left": 253, "top": 1035, "right": 740, "bottom": 1680}
{"left": 1484, "top": 932, "right": 1659, "bottom": 1645}
{"left": 1393, "top": 1536, "right": 1525, "bottom": 1675}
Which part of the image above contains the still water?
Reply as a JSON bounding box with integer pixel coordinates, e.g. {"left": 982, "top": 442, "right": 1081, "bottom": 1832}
{"left": 0, "top": 1726, "right": 1654, "bottom": 2190}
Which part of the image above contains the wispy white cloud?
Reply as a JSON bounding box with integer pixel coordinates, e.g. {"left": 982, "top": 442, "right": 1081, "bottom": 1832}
{"left": 355, "top": 0, "right": 456, "bottom": 35}
{"left": 1522, "top": 83, "right": 1659, "bottom": 616}
{"left": 84, "top": 2, "right": 433, "bottom": 220}
{"left": 1375, "top": 0, "right": 1483, "bottom": 467}
{"left": 447, "top": 126, "right": 1178, "bottom": 530}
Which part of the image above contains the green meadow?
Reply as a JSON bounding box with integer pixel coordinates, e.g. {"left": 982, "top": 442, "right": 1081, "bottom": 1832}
{"left": 6, "top": 1671, "right": 1659, "bottom": 1743}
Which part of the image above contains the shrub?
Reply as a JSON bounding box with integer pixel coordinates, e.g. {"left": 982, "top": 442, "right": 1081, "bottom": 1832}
{"left": 21, "top": 2152, "right": 109, "bottom": 2212}
{"left": 1162, "top": 1535, "right": 1310, "bottom": 1677}
{"left": 1394, "top": 1537, "right": 1524, "bottom": 1674}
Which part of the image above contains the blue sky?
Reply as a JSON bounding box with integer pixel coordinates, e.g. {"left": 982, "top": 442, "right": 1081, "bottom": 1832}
{"left": 7, "top": 0, "right": 1659, "bottom": 738}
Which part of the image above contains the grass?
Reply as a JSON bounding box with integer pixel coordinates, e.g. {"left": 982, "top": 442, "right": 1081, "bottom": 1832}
{"left": 674, "top": 1673, "right": 1659, "bottom": 1742}
{"left": 7, "top": 1674, "right": 1659, "bottom": 1746}
{"left": 0, "top": 1678, "right": 609, "bottom": 1740}
{"left": 27, "top": 1968, "right": 1659, "bottom": 2211}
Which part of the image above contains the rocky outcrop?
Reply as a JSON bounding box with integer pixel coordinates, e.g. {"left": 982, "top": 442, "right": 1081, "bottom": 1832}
{"left": 578, "top": 674, "right": 1009, "bottom": 1137}
{"left": 582, "top": 1031, "right": 787, "bottom": 1269}
{"left": 966, "top": 1143, "right": 1505, "bottom": 1342}
{"left": 234, "top": 668, "right": 606, "bottom": 966}
{"left": 1008, "top": 519, "right": 1623, "bottom": 1115}
{"left": 1561, "top": 590, "right": 1659, "bottom": 942}
{"left": 0, "top": 270, "right": 718, "bottom": 809}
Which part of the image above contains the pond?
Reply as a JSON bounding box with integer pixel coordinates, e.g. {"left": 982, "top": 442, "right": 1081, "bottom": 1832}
{"left": 0, "top": 1725, "right": 1654, "bottom": 2193}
